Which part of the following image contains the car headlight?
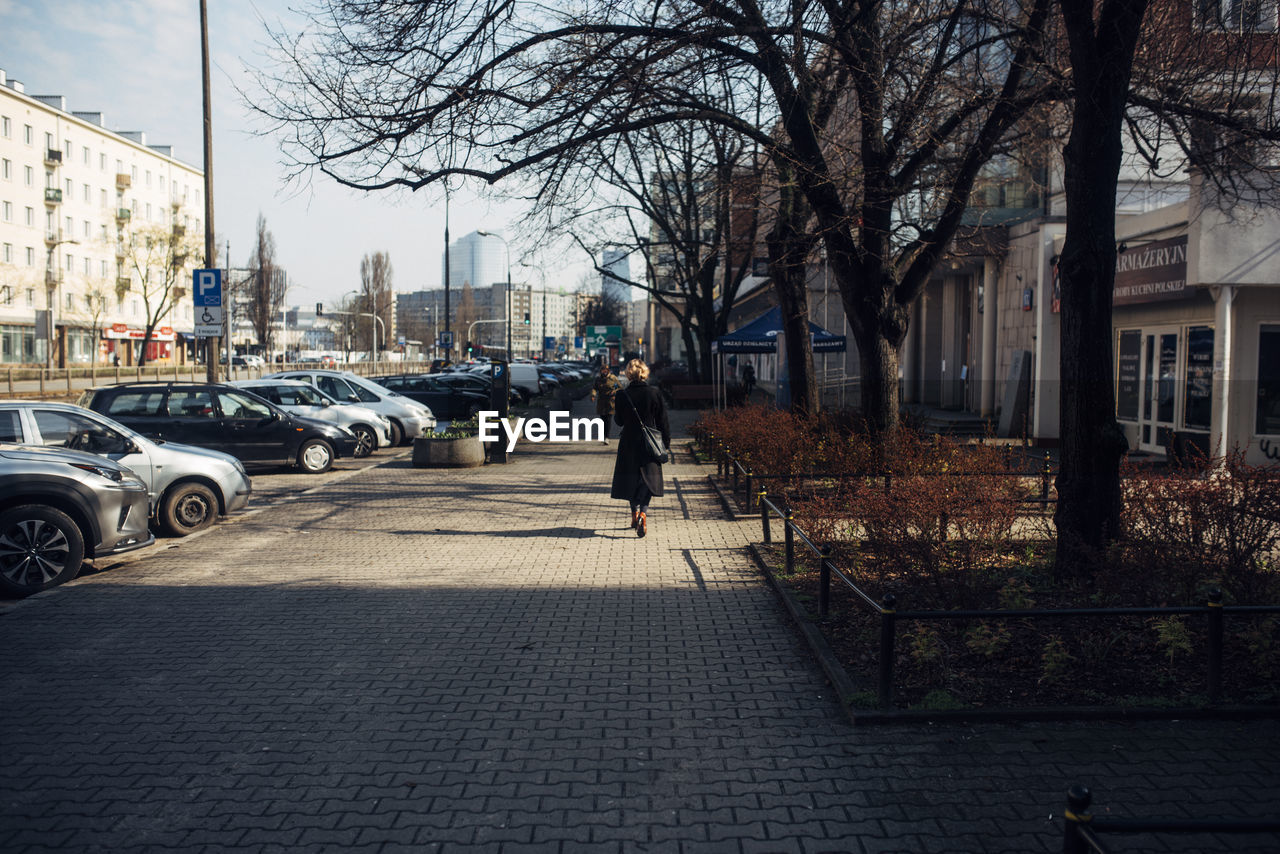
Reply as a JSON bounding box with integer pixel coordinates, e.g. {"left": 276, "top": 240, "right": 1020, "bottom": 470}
{"left": 71, "top": 462, "right": 145, "bottom": 489}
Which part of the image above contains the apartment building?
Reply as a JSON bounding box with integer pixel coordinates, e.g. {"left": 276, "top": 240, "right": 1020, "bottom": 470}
{"left": 0, "top": 69, "right": 202, "bottom": 366}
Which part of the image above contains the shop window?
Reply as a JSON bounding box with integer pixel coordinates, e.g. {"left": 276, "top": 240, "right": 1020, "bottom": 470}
{"left": 1257, "top": 324, "right": 1280, "bottom": 435}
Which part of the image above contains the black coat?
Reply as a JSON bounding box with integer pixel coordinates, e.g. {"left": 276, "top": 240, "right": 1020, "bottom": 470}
{"left": 610, "top": 380, "right": 671, "bottom": 501}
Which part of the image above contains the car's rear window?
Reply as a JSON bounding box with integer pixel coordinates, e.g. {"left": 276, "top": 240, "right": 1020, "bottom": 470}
{"left": 0, "top": 410, "right": 21, "bottom": 443}
{"left": 104, "top": 391, "right": 167, "bottom": 418}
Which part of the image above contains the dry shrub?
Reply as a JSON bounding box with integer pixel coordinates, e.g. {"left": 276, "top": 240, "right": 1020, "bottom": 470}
{"left": 1118, "top": 451, "right": 1280, "bottom": 604}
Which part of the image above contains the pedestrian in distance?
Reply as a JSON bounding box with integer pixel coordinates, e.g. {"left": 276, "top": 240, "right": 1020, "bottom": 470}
{"left": 743, "top": 362, "right": 756, "bottom": 398}
{"left": 610, "top": 358, "right": 670, "bottom": 538}
{"left": 591, "top": 363, "right": 621, "bottom": 445}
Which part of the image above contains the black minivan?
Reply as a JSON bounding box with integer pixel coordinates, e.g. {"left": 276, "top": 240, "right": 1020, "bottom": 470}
{"left": 79, "top": 382, "right": 359, "bottom": 474}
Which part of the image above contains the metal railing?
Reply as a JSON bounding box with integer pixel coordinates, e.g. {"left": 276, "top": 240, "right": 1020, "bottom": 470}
{"left": 754, "top": 491, "right": 1280, "bottom": 711}
{"left": 702, "top": 437, "right": 1057, "bottom": 514}
{"left": 1061, "top": 785, "right": 1280, "bottom": 853}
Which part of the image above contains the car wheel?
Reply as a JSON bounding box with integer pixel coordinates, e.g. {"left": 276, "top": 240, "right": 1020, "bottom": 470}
{"left": 350, "top": 425, "right": 377, "bottom": 458}
{"left": 386, "top": 420, "right": 404, "bottom": 447}
{"left": 297, "top": 439, "right": 334, "bottom": 474}
{"left": 159, "top": 482, "right": 218, "bottom": 537}
{"left": 0, "top": 505, "right": 86, "bottom": 596}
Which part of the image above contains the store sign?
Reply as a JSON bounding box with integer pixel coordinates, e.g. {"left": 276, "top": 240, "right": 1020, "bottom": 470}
{"left": 103, "top": 325, "right": 176, "bottom": 342}
{"left": 1113, "top": 236, "right": 1189, "bottom": 305}
{"left": 1116, "top": 330, "right": 1141, "bottom": 421}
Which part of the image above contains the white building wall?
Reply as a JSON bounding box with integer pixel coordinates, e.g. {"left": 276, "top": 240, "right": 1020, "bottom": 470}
{"left": 0, "top": 69, "right": 202, "bottom": 364}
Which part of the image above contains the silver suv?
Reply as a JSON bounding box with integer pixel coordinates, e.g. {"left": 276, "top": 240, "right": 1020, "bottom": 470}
{"left": 0, "top": 402, "right": 252, "bottom": 537}
{"left": 0, "top": 444, "right": 154, "bottom": 596}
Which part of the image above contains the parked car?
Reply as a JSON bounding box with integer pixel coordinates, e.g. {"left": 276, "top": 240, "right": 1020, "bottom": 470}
{"left": 265, "top": 370, "right": 436, "bottom": 445}
{"left": 430, "top": 372, "right": 523, "bottom": 407}
{"left": 0, "top": 443, "right": 154, "bottom": 596}
{"left": 78, "top": 382, "right": 358, "bottom": 474}
{"left": 0, "top": 401, "right": 252, "bottom": 537}
{"left": 507, "top": 364, "right": 544, "bottom": 403}
{"left": 371, "top": 374, "right": 490, "bottom": 420}
{"left": 228, "top": 379, "right": 392, "bottom": 457}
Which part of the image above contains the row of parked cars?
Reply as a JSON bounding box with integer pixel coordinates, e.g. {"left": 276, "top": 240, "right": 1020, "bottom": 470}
{"left": 0, "top": 370, "right": 444, "bottom": 598}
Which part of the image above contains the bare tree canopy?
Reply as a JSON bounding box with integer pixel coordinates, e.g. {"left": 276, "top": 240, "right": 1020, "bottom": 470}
{"left": 120, "top": 224, "right": 202, "bottom": 367}
{"left": 357, "top": 251, "right": 394, "bottom": 357}
{"left": 246, "top": 214, "right": 287, "bottom": 358}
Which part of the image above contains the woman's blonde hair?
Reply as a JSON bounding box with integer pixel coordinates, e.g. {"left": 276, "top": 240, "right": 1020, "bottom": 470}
{"left": 623, "top": 358, "right": 650, "bottom": 382}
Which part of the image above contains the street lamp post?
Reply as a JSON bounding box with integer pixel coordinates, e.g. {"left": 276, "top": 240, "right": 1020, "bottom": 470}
{"left": 476, "top": 231, "right": 512, "bottom": 361}
{"left": 44, "top": 234, "right": 79, "bottom": 369}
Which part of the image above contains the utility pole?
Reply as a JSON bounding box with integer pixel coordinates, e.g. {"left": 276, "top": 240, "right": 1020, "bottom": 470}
{"left": 200, "top": 0, "right": 218, "bottom": 382}
{"left": 442, "top": 185, "right": 451, "bottom": 357}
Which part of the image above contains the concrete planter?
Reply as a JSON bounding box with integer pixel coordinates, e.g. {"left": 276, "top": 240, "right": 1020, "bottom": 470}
{"left": 412, "top": 435, "right": 485, "bottom": 468}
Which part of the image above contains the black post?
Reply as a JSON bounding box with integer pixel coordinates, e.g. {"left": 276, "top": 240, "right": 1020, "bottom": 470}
{"left": 731, "top": 459, "right": 739, "bottom": 494}
{"left": 488, "top": 360, "right": 510, "bottom": 464}
{"left": 1207, "top": 587, "right": 1223, "bottom": 705}
{"left": 877, "top": 593, "right": 898, "bottom": 709}
{"left": 760, "top": 491, "right": 771, "bottom": 543}
{"left": 1062, "top": 785, "right": 1092, "bottom": 854}
{"left": 819, "top": 545, "right": 832, "bottom": 617}
{"left": 745, "top": 470, "right": 754, "bottom": 509}
{"left": 1041, "top": 451, "right": 1052, "bottom": 502}
{"left": 784, "top": 503, "right": 795, "bottom": 574}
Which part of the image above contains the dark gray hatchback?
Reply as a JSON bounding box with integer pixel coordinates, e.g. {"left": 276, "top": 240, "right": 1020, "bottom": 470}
{"left": 78, "top": 382, "right": 359, "bottom": 474}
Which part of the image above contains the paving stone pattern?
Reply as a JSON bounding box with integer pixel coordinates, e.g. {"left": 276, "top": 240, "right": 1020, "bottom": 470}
{"left": 1, "top": 403, "right": 1277, "bottom": 853}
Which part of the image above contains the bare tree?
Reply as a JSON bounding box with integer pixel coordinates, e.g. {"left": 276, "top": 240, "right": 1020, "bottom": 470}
{"left": 1052, "top": 0, "right": 1280, "bottom": 576}
{"left": 357, "top": 251, "right": 393, "bottom": 356}
{"left": 246, "top": 215, "right": 287, "bottom": 358}
{"left": 254, "top": 0, "right": 1056, "bottom": 427}
{"left": 119, "top": 224, "right": 201, "bottom": 367}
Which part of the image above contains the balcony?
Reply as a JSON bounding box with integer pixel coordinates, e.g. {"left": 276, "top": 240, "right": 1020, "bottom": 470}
{"left": 115, "top": 277, "right": 132, "bottom": 294}
{"left": 172, "top": 223, "right": 186, "bottom": 237}
{"left": 44, "top": 149, "right": 63, "bottom": 165}
{"left": 44, "top": 231, "right": 62, "bottom": 247}
{"left": 116, "top": 173, "right": 131, "bottom": 189}
{"left": 116, "top": 208, "right": 131, "bottom": 222}
{"left": 45, "top": 270, "right": 60, "bottom": 286}
{"left": 44, "top": 188, "right": 63, "bottom": 204}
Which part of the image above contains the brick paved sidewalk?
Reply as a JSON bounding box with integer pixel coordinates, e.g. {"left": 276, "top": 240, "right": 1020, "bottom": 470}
{"left": 1, "top": 403, "right": 1277, "bottom": 853}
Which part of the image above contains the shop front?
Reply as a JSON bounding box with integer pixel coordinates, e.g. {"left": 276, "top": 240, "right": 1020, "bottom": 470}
{"left": 102, "top": 323, "right": 179, "bottom": 366}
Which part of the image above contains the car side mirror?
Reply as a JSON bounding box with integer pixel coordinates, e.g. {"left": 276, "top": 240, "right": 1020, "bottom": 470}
{"left": 347, "top": 394, "right": 360, "bottom": 403}
{"left": 320, "top": 399, "right": 331, "bottom": 407}
{"left": 258, "top": 412, "right": 279, "bottom": 426}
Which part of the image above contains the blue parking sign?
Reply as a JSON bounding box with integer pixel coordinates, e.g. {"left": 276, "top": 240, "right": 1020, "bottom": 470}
{"left": 193, "top": 269, "right": 222, "bottom": 306}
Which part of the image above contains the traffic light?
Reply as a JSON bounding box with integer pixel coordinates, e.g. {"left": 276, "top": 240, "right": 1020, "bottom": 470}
{"left": 523, "top": 312, "right": 530, "bottom": 325}
{"left": 315, "top": 302, "right": 323, "bottom": 316}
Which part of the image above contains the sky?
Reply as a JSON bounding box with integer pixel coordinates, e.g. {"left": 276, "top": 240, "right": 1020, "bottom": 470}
{"left": 0, "top": 0, "right": 593, "bottom": 309}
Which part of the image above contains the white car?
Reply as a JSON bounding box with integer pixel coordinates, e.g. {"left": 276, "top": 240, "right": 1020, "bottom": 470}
{"left": 228, "top": 379, "right": 392, "bottom": 457}
{"left": 265, "top": 370, "right": 436, "bottom": 446}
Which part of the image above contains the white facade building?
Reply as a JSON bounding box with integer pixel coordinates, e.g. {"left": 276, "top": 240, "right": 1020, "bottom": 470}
{"left": 0, "top": 69, "right": 202, "bottom": 366}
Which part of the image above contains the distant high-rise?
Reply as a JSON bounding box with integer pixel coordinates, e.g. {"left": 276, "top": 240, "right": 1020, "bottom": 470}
{"left": 443, "top": 230, "right": 507, "bottom": 291}
{"left": 601, "top": 248, "right": 631, "bottom": 304}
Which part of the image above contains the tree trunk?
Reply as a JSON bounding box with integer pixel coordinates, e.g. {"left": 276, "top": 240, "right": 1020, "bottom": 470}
{"left": 1053, "top": 0, "right": 1150, "bottom": 579}
{"left": 857, "top": 333, "right": 900, "bottom": 434}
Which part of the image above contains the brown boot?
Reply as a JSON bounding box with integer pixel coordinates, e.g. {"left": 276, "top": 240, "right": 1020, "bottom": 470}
{"left": 630, "top": 508, "right": 639, "bottom": 529}
{"left": 636, "top": 511, "right": 647, "bottom": 538}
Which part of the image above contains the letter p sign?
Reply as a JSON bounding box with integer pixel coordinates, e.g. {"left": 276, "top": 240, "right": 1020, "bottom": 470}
{"left": 194, "top": 269, "right": 222, "bottom": 307}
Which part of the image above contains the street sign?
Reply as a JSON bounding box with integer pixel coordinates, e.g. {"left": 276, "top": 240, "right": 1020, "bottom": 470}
{"left": 543, "top": 336, "right": 556, "bottom": 350}
{"left": 195, "top": 304, "right": 224, "bottom": 338}
{"left": 574, "top": 336, "right": 584, "bottom": 349}
{"left": 587, "top": 325, "right": 622, "bottom": 348}
{"left": 193, "top": 269, "right": 222, "bottom": 307}
{"left": 438, "top": 330, "right": 454, "bottom": 349}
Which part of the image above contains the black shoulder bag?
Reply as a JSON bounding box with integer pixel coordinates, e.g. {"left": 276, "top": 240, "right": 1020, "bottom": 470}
{"left": 620, "top": 387, "right": 669, "bottom": 464}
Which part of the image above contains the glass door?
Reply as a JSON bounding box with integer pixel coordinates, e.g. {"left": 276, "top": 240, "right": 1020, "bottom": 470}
{"left": 1140, "top": 328, "right": 1180, "bottom": 453}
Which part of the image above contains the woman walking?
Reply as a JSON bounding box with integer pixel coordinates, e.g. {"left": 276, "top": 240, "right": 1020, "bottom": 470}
{"left": 610, "top": 358, "right": 671, "bottom": 538}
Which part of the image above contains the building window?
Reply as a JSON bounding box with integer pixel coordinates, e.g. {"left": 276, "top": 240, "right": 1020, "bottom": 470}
{"left": 100, "top": 153, "right": 107, "bottom": 171}
{"left": 66, "top": 178, "right": 73, "bottom": 197}
{"left": 25, "top": 248, "right": 34, "bottom": 266}
{"left": 100, "top": 189, "right": 107, "bottom": 207}
{"left": 84, "top": 257, "right": 91, "bottom": 275}
{"left": 1, "top": 159, "right": 9, "bottom": 180}
{"left": 146, "top": 170, "right": 152, "bottom": 187}
{"left": 83, "top": 147, "right": 90, "bottom": 166}
{"left": 46, "top": 132, "right": 54, "bottom": 150}
{"left": 24, "top": 166, "right": 32, "bottom": 187}
{"left": 65, "top": 253, "right": 73, "bottom": 271}
{"left": 2, "top": 243, "right": 10, "bottom": 263}
{"left": 1257, "top": 324, "right": 1280, "bottom": 435}
{"left": 145, "top": 202, "right": 152, "bottom": 221}
{"left": 131, "top": 166, "right": 137, "bottom": 182}
{"left": 66, "top": 293, "right": 75, "bottom": 310}
{"left": 131, "top": 299, "right": 139, "bottom": 317}
{"left": 2, "top": 201, "right": 10, "bottom": 223}
{"left": 0, "top": 116, "right": 9, "bottom": 138}
{"left": 26, "top": 288, "right": 34, "bottom": 305}
{"left": 83, "top": 183, "right": 90, "bottom": 202}
{"left": 101, "top": 260, "right": 108, "bottom": 277}
{"left": 83, "top": 220, "right": 90, "bottom": 239}
{"left": 24, "top": 207, "right": 32, "bottom": 226}
{"left": 24, "top": 125, "right": 33, "bottom": 145}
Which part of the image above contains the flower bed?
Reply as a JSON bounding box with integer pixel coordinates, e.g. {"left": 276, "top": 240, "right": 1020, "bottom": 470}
{"left": 696, "top": 407, "right": 1280, "bottom": 713}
